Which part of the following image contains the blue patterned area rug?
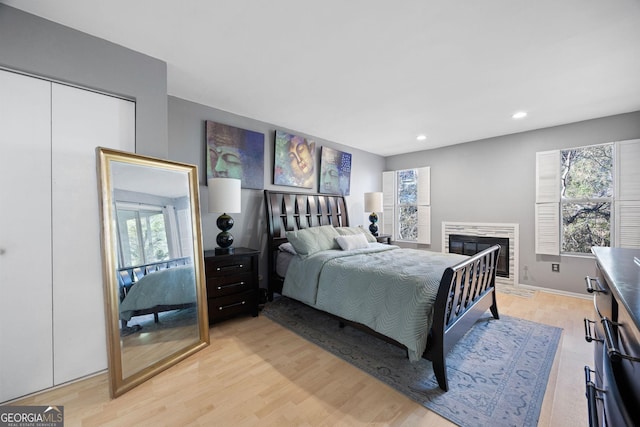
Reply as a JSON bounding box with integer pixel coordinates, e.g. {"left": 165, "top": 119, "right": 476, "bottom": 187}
{"left": 262, "top": 296, "right": 562, "bottom": 427}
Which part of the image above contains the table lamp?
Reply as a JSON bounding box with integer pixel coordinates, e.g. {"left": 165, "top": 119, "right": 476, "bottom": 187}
{"left": 208, "top": 178, "right": 241, "bottom": 255}
{"left": 364, "top": 192, "right": 383, "bottom": 236}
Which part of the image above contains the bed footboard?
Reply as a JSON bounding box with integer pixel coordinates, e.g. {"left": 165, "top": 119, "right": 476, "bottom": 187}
{"left": 427, "top": 244, "right": 501, "bottom": 391}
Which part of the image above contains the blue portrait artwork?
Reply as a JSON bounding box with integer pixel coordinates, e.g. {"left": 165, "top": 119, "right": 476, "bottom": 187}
{"left": 205, "top": 120, "right": 264, "bottom": 189}
{"left": 319, "top": 146, "right": 351, "bottom": 196}
{"left": 273, "top": 130, "right": 316, "bottom": 189}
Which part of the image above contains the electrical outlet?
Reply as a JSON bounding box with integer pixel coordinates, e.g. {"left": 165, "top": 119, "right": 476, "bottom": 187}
{"left": 552, "top": 263, "right": 560, "bottom": 272}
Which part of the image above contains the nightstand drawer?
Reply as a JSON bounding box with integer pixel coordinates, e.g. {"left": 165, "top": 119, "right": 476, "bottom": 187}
{"left": 205, "top": 255, "right": 254, "bottom": 277}
{"left": 207, "top": 273, "right": 254, "bottom": 297}
{"left": 208, "top": 290, "right": 258, "bottom": 321}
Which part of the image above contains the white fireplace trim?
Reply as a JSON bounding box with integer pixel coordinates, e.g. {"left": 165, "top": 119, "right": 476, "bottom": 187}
{"left": 442, "top": 222, "right": 519, "bottom": 288}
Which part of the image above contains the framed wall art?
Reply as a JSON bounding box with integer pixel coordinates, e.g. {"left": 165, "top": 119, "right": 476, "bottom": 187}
{"left": 205, "top": 120, "right": 264, "bottom": 189}
{"left": 319, "top": 146, "right": 351, "bottom": 195}
{"left": 273, "top": 130, "right": 316, "bottom": 188}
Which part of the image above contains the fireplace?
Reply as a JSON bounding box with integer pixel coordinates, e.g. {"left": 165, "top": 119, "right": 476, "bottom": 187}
{"left": 449, "top": 234, "right": 509, "bottom": 278}
{"left": 442, "top": 222, "right": 519, "bottom": 287}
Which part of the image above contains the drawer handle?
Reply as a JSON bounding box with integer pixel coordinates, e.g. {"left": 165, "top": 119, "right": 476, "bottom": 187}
{"left": 216, "top": 264, "right": 244, "bottom": 272}
{"left": 584, "top": 318, "right": 603, "bottom": 343}
{"left": 601, "top": 317, "right": 640, "bottom": 363}
{"left": 217, "top": 281, "right": 245, "bottom": 290}
{"left": 218, "top": 301, "right": 246, "bottom": 310}
{"left": 585, "top": 276, "right": 606, "bottom": 294}
{"left": 584, "top": 366, "right": 604, "bottom": 427}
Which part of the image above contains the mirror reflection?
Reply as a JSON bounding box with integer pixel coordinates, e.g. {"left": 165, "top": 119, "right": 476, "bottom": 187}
{"left": 97, "top": 148, "right": 208, "bottom": 397}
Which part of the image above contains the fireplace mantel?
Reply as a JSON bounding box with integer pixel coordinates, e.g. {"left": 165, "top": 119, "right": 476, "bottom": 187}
{"left": 442, "top": 222, "right": 519, "bottom": 287}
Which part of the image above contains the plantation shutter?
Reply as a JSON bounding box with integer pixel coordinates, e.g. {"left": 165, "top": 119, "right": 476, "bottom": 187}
{"left": 615, "top": 139, "right": 640, "bottom": 248}
{"left": 382, "top": 171, "right": 395, "bottom": 239}
{"left": 417, "top": 167, "right": 431, "bottom": 244}
{"left": 535, "top": 150, "right": 560, "bottom": 255}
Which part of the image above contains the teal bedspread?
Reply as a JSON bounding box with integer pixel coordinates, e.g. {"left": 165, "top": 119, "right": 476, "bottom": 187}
{"left": 283, "top": 244, "right": 468, "bottom": 361}
{"left": 119, "top": 265, "right": 196, "bottom": 321}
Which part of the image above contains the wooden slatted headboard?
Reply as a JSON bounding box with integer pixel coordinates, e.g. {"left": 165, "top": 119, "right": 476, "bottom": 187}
{"left": 263, "top": 190, "right": 349, "bottom": 299}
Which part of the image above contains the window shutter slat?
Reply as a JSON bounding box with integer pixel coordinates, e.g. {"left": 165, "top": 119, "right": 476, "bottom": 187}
{"left": 417, "top": 205, "right": 431, "bottom": 244}
{"left": 616, "top": 201, "right": 640, "bottom": 249}
{"left": 417, "top": 166, "right": 430, "bottom": 206}
{"left": 382, "top": 171, "right": 395, "bottom": 238}
{"left": 536, "top": 150, "right": 560, "bottom": 203}
{"left": 535, "top": 203, "right": 560, "bottom": 255}
{"left": 617, "top": 139, "right": 640, "bottom": 201}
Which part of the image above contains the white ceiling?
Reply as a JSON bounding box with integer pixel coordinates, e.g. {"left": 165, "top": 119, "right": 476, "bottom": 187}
{"left": 4, "top": 0, "right": 640, "bottom": 156}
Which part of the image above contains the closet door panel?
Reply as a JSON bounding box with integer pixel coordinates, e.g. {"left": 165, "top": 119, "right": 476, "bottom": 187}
{"left": 0, "top": 70, "right": 53, "bottom": 402}
{"left": 51, "top": 83, "right": 135, "bottom": 384}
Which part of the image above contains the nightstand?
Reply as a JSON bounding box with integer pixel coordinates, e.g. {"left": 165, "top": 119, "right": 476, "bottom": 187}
{"left": 204, "top": 247, "right": 259, "bottom": 324}
{"left": 376, "top": 234, "right": 392, "bottom": 244}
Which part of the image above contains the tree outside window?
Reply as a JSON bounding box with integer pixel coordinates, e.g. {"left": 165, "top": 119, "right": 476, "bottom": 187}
{"left": 560, "top": 144, "right": 613, "bottom": 254}
{"left": 397, "top": 169, "right": 418, "bottom": 241}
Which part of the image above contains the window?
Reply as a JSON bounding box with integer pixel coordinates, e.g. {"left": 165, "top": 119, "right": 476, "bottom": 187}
{"left": 560, "top": 144, "right": 612, "bottom": 253}
{"left": 382, "top": 167, "right": 430, "bottom": 244}
{"left": 397, "top": 169, "right": 418, "bottom": 241}
{"left": 535, "top": 139, "right": 640, "bottom": 255}
{"left": 116, "top": 205, "right": 170, "bottom": 267}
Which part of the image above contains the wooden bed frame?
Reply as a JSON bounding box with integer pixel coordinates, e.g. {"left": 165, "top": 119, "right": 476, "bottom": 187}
{"left": 264, "top": 189, "right": 500, "bottom": 391}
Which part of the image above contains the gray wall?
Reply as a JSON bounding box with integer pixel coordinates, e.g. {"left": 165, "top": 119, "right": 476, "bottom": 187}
{"left": 386, "top": 111, "right": 640, "bottom": 295}
{"left": 4, "top": 2, "right": 637, "bottom": 296}
{"left": 0, "top": 4, "right": 168, "bottom": 158}
{"left": 168, "top": 96, "right": 386, "bottom": 285}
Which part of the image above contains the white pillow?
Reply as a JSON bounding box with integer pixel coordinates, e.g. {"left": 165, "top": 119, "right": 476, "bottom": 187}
{"left": 278, "top": 242, "right": 297, "bottom": 255}
{"left": 335, "top": 226, "right": 377, "bottom": 243}
{"left": 286, "top": 225, "right": 340, "bottom": 258}
{"left": 335, "top": 233, "right": 369, "bottom": 251}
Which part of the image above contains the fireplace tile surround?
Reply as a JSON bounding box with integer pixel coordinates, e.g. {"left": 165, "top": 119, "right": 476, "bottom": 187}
{"left": 442, "top": 222, "right": 519, "bottom": 287}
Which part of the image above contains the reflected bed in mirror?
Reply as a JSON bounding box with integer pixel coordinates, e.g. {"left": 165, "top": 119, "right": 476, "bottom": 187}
{"left": 97, "top": 147, "right": 209, "bottom": 398}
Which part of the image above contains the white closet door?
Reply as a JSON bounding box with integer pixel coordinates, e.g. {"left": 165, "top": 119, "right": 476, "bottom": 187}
{"left": 51, "top": 83, "right": 135, "bottom": 384}
{"left": 0, "top": 70, "right": 53, "bottom": 402}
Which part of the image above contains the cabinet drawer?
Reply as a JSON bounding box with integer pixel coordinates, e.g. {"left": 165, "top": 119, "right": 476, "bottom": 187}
{"left": 615, "top": 306, "right": 640, "bottom": 412}
{"left": 208, "top": 290, "right": 258, "bottom": 321}
{"left": 207, "top": 273, "right": 254, "bottom": 297}
{"left": 205, "top": 255, "right": 255, "bottom": 277}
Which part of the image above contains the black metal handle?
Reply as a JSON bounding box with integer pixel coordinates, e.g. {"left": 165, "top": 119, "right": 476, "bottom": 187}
{"left": 601, "top": 317, "right": 640, "bottom": 363}
{"left": 584, "top": 318, "right": 603, "bottom": 343}
{"left": 216, "top": 263, "right": 244, "bottom": 272}
{"left": 584, "top": 366, "right": 600, "bottom": 427}
{"left": 585, "top": 276, "right": 606, "bottom": 294}
{"left": 217, "top": 281, "right": 245, "bottom": 290}
{"left": 218, "top": 300, "right": 246, "bottom": 310}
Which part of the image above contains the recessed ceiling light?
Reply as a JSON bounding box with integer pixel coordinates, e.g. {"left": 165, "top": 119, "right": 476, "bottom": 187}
{"left": 416, "top": 134, "right": 427, "bottom": 141}
{"left": 512, "top": 111, "right": 527, "bottom": 119}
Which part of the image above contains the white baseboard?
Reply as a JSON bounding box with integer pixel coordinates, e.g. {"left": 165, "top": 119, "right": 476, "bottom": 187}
{"left": 516, "top": 283, "right": 591, "bottom": 300}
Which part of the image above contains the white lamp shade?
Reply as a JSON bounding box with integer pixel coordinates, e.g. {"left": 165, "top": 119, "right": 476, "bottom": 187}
{"left": 208, "top": 178, "right": 241, "bottom": 213}
{"left": 364, "top": 192, "right": 383, "bottom": 212}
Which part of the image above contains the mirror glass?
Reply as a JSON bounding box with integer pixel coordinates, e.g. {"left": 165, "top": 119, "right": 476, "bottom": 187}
{"left": 97, "top": 147, "right": 209, "bottom": 398}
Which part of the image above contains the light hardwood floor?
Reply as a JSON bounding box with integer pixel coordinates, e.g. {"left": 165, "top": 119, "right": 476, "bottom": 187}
{"left": 11, "top": 290, "right": 594, "bottom": 426}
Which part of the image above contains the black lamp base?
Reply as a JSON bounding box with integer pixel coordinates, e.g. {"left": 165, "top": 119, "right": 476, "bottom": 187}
{"left": 215, "top": 213, "right": 235, "bottom": 255}
{"left": 368, "top": 212, "right": 379, "bottom": 237}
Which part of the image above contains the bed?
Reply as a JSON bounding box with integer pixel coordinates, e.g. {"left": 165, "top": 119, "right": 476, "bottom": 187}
{"left": 264, "top": 190, "right": 500, "bottom": 391}
{"left": 118, "top": 264, "right": 197, "bottom": 325}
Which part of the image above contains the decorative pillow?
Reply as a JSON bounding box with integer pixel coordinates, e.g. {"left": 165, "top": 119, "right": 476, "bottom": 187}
{"left": 335, "top": 226, "right": 377, "bottom": 243}
{"left": 278, "top": 242, "right": 297, "bottom": 255}
{"left": 335, "top": 233, "right": 370, "bottom": 251}
{"left": 285, "top": 225, "right": 340, "bottom": 258}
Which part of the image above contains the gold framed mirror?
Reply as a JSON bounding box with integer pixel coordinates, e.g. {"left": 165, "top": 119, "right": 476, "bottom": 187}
{"left": 96, "top": 147, "right": 209, "bottom": 398}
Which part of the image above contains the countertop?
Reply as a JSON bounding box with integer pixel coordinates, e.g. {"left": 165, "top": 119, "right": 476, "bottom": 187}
{"left": 592, "top": 247, "right": 640, "bottom": 329}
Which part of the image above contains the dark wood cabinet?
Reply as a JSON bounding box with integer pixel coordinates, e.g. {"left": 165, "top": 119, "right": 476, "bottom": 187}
{"left": 204, "top": 247, "right": 259, "bottom": 324}
{"left": 585, "top": 248, "right": 640, "bottom": 427}
{"left": 376, "top": 234, "right": 392, "bottom": 244}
